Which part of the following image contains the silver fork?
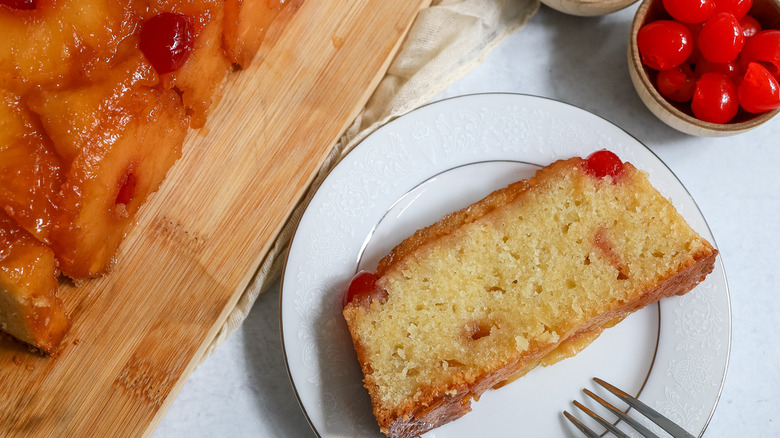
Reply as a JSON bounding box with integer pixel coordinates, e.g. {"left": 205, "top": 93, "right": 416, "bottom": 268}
{"left": 564, "top": 378, "right": 696, "bottom": 438}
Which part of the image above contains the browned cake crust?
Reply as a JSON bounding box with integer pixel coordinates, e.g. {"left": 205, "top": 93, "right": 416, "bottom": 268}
{"left": 344, "top": 156, "right": 718, "bottom": 438}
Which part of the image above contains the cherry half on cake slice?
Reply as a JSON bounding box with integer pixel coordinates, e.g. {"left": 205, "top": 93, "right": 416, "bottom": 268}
{"left": 343, "top": 271, "right": 387, "bottom": 308}
{"left": 140, "top": 12, "right": 195, "bottom": 75}
{"left": 583, "top": 150, "right": 625, "bottom": 180}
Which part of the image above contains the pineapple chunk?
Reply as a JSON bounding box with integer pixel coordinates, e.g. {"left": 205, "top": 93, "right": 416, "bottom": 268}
{"left": 0, "top": 211, "right": 69, "bottom": 355}
{"left": 0, "top": 88, "right": 63, "bottom": 244}
{"left": 144, "top": 0, "right": 232, "bottom": 128}
{"left": 223, "top": 0, "right": 288, "bottom": 68}
{"left": 0, "top": 0, "right": 141, "bottom": 92}
{"left": 28, "top": 55, "right": 188, "bottom": 278}
{"left": 28, "top": 53, "right": 159, "bottom": 166}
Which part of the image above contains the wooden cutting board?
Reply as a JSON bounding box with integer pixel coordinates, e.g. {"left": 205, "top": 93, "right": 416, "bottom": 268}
{"left": 0, "top": 0, "right": 431, "bottom": 435}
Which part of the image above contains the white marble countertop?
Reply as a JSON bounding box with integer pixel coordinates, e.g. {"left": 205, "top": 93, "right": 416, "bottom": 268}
{"left": 154, "top": 4, "right": 779, "bottom": 437}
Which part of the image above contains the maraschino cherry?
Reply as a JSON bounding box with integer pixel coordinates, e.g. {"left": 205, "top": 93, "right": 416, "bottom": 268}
{"left": 584, "top": 150, "right": 625, "bottom": 179}
{"left": 343, "top": 271, "right": 385, "bottom": 308}
{"left": 139, "top": 13, "right": 194, "bottom": 75}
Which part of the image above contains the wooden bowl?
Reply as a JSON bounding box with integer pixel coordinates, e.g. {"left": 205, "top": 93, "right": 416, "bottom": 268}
{"left": 628, "top": 0, "right": 780, "bottom": 136}
{"left": 542, "top": 0, "right": 640, "bottom": 16}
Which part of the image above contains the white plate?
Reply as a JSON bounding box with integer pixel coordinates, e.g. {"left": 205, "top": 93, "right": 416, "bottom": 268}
{"left": 280, "top": 94, "right": 730, "bottom": 437}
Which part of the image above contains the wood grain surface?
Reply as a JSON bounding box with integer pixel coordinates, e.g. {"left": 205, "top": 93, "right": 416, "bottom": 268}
{"left": 0, "top": 0, "right": 431, "bottom": 436}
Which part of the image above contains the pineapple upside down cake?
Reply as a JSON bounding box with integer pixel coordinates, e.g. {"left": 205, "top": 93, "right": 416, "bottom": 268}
{"left": 0, "top": 0, "right": 289, "bottom": 354}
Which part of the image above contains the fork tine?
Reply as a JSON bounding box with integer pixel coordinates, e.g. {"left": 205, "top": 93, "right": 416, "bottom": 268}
{"left": 563, "top": 410, "right": 601, "bottom": 438}
{"left": 584, "top": 389, "right": 659, "bottom": 438}
{"left": 572, "top": 400, "right": 633, "bottom": 438}
{"left": 594, "top": 378, "right": 697, "bottom": 438}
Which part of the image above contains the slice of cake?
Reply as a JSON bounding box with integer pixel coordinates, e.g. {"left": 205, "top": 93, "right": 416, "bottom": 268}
{"left": 0, "top": 211, "right": 69, "bottom": 355}
{"left": 342, "top": 151, "right": 717, "bottom": 438}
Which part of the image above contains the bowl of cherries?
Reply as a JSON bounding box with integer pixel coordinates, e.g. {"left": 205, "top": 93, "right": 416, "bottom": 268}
{"left": 629, "top": 0, "right": 780, "bottom": 136}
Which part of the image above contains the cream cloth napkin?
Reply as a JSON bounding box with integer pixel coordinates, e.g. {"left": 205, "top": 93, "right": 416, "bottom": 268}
{"left": 202, "top": 0, "right": 540, "bottom": 359}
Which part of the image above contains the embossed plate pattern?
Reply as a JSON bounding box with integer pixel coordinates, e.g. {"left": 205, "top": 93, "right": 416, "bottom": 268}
{"left": 280, "top": 94, "right": 730, "bottom": 437}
